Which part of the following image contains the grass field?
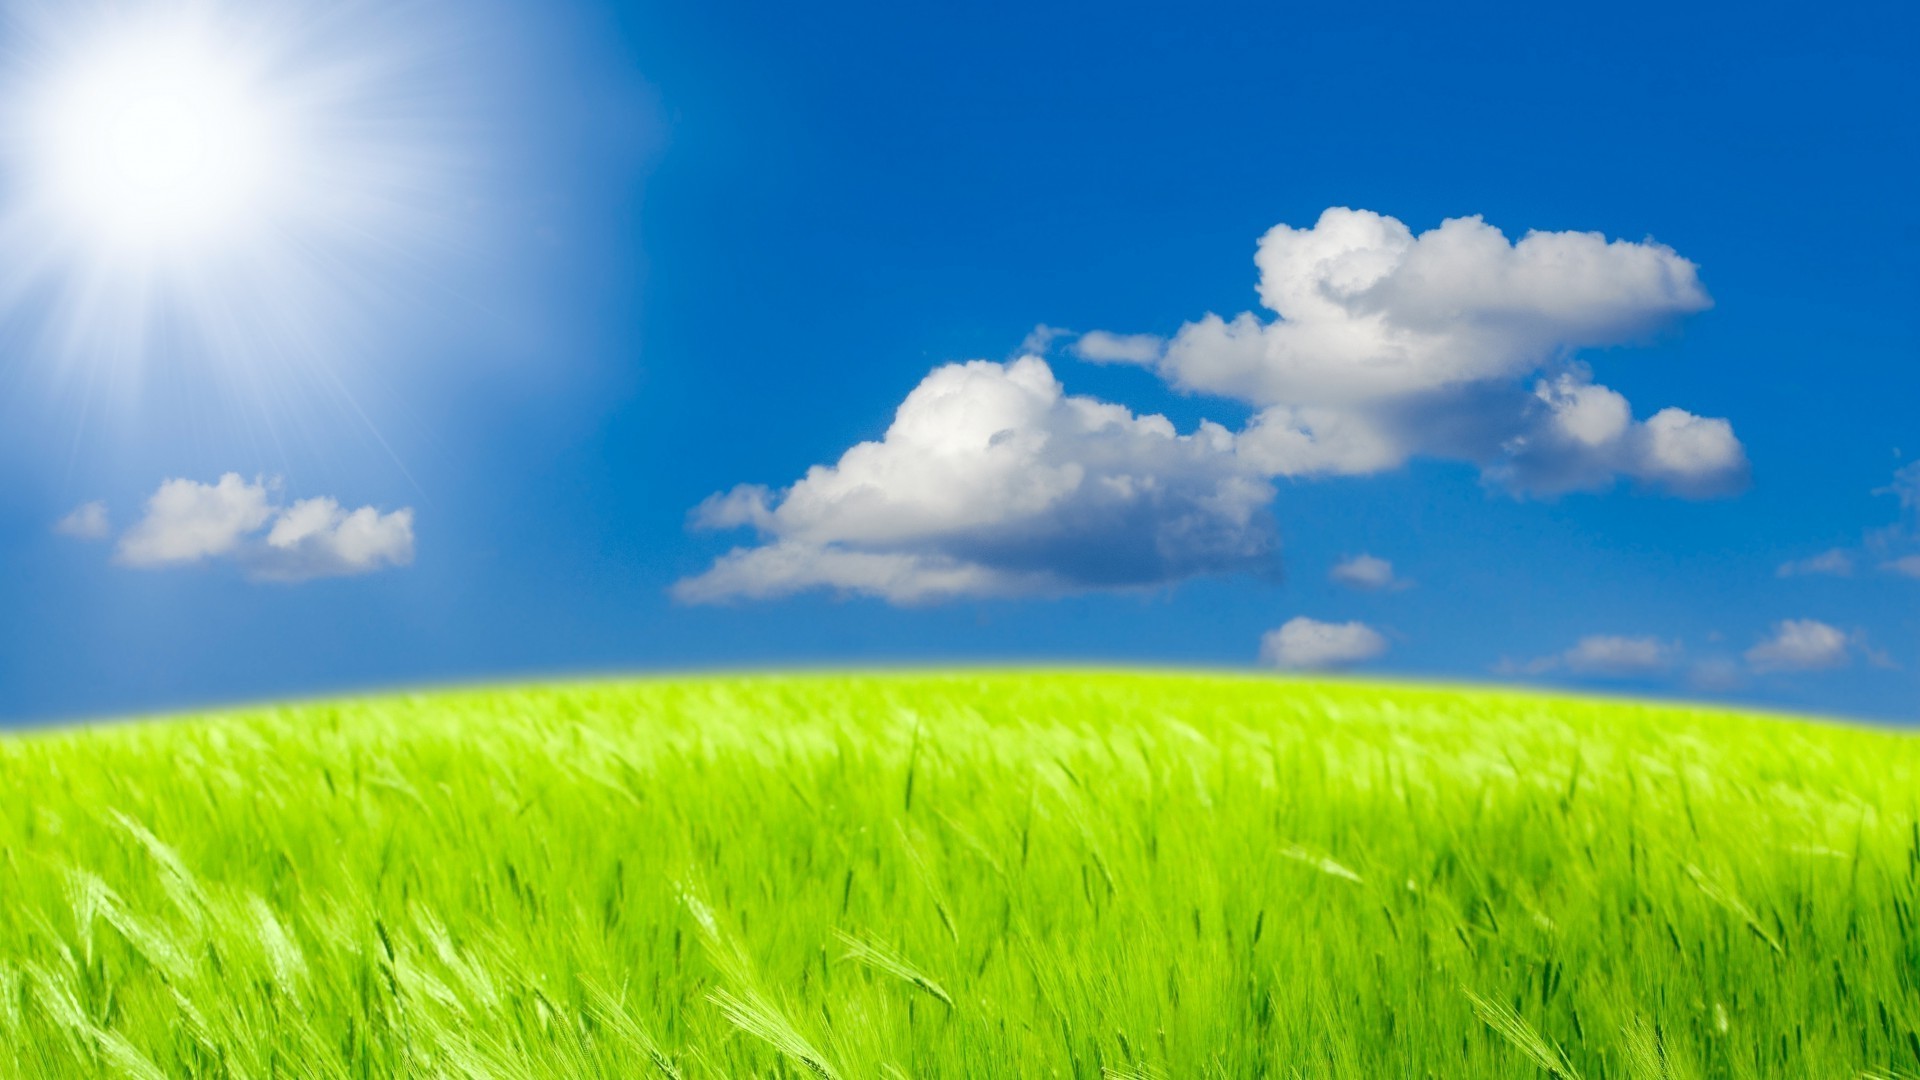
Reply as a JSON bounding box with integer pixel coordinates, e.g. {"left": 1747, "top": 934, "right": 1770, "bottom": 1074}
{"left": 1, "top": 672, "right": 1917, "bottom": 1078}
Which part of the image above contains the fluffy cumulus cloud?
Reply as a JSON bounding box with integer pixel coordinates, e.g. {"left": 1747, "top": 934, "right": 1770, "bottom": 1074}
{"left": 115, "top": 474, "right": 413, "bottom": 582}
{"left": 118, "top": 474, "right": 275, "bottom": 566}
{"left": 1329, "top": 553, "right": 1405, "bottom": 591}
{"left": 257, "top": 497, "right": 417, "bottom": 582}
{"left": 1743, "top": 619, "right": 1851, "bottom": 674}
{"left": 1113, "top": 208, "right": 1747, "bottom": 497}
{"left": 53, "top": 500, "right": 110, "bottom": 540}
{"left": 1259, "top": 617, "right": 1389, "bottom": 669}
{"left": 674, "top": 357, "right": 1277, "bottom": 604}
{"left": 682, "top": 208, "right": 1751, "bottom": 605}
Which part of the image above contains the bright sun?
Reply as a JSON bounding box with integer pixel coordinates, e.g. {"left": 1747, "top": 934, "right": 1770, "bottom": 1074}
{"left": 0, "top": 0, "right": 461, "bottom": 396}
{"left": 23, "top": 11, "right": 291, "bottom": 257}
{"left": 32, "top": 22, "right": 282, "bottom": 252}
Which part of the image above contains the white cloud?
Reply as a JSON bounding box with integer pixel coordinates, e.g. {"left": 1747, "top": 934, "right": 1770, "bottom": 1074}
{"left": 682, "top": 208, "right": 1752, "bottom": 607}
{"left": 1502, "top": 623, "right": 1879, "bottom": 685}
{"left": 1561, "top": 635, "right": 1681, "bottom": 677}
{"left": 1259, "top": 616, "right": 1389, "bottom": 669}
{"left": 674, "top": 357, "right": 1278, "bottom": 603}
{"left": 114, "top": 474, "right": 413, "bottom": 582}
{"left": 257, "top": 497, "right": 415, "bottom": 581}
{"left": 1508, "top": 634, "right": 1682, "bottom": 678}
{"left": 1776, "top": 548, "right": 1854, "bottom": 578}
{"left": 1744, "top": 619, "right": 1850, "bottom": 674}
{"left": 117, "top": 474, "right": 275, "bottom": 566}
{"left": 1162, "top": 210, "right": 1704, "bottom": 403}
{"left": 1635, "top": 409, "right": 1747, "bottom": 496}
{"left": 1884, "top": 555, "right": 1920, "bottom": 579}
{"left": 1106, "top": 208, "right": 1747, "bottom": 496}
{"left": 1018, "top": 323, "right": 1071, "bottom": 357}
{"left": 53, "top": 500, "right": 109, "bottom": 540}
{"left": 1486, "top": 377, "right": 1748, "bottom": 498}
{"left": 1329, "top": 553, "right": 1405, "bottom": 591}
{"left": 1073, "top": 330, "right": 1164, "bottom": 365}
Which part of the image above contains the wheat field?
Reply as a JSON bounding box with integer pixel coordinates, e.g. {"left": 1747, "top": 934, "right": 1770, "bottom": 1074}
{"left": 1, "top": 672, "right": 1915, "bottom": 1077}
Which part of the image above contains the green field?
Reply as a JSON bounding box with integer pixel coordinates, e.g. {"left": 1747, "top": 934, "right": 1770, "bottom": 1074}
{"left": 1, "top": 673, "right": 1916, "bottom": 1078}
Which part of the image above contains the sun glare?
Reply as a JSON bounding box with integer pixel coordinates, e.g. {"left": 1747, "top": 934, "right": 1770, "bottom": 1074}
{"left": 30, "top": 19, "right": 283, "bottom": 252}
{"left": 0, "top": 0, "right": 463, "bottom": 411}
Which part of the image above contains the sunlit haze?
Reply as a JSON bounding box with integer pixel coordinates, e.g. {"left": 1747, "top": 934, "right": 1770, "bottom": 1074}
{"left": 27, "top": 13, "right": 283, "bottom": 252}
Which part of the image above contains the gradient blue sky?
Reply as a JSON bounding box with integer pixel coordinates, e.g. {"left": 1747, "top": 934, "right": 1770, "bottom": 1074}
{"left": 1, "top": 0, "right": 1915, "bottom": 724}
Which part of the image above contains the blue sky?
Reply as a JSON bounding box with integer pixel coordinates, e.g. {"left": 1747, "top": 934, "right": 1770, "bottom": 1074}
{"left": 1, "top": 0, "right": 1916, "bottom": 724}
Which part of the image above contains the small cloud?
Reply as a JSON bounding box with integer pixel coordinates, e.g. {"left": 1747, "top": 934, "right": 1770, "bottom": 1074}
{"left": 115, "top": 474, "right": 413, "bottom": 583}
{"left": 1018, "top": 323, "right": 1071, "bottom": 357}
{"left": 257, "top": 497, "right": 415, "bottom": 582}
{"left": 1776, "top": 548, "right": 1854, "bottom": 578}
{"left": 1561, "top": 635, "right": 1682, "bottom": 677}
{"left": 1861, "top": 642, "right": 1901, "bottom": 671}
{"left": 1686, "top": 657, "right": 1745, "bottom": 691}
{"left": 1329, "top": 553, "right": 1408, "bottom": 591}
{"left": 1506, "top": 634, "right": 1681, "bottom": 679}
{"left": 1072, "top": 330, "right": 1164, "bottom": 365}
{"left": 1744, "top": 619, "right": 1850, "bottom": 674}
{"left": 53, "top": 500, "right": 110, "bottom": 540}
{"left": 1878, "top": 461, "right": 1920, "bottom": 514}
{"left": 1787, "top": 463, "right": 1920, "bottom": 581}
{"left": 1634, "top": 409, "right": 1748, "bottom": 498}
{"left": 1259, "top": 616, "right": 1389, "bottom": 670}
{"left": 1882, "top": 555, "right": 1920, "bottom": 579}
